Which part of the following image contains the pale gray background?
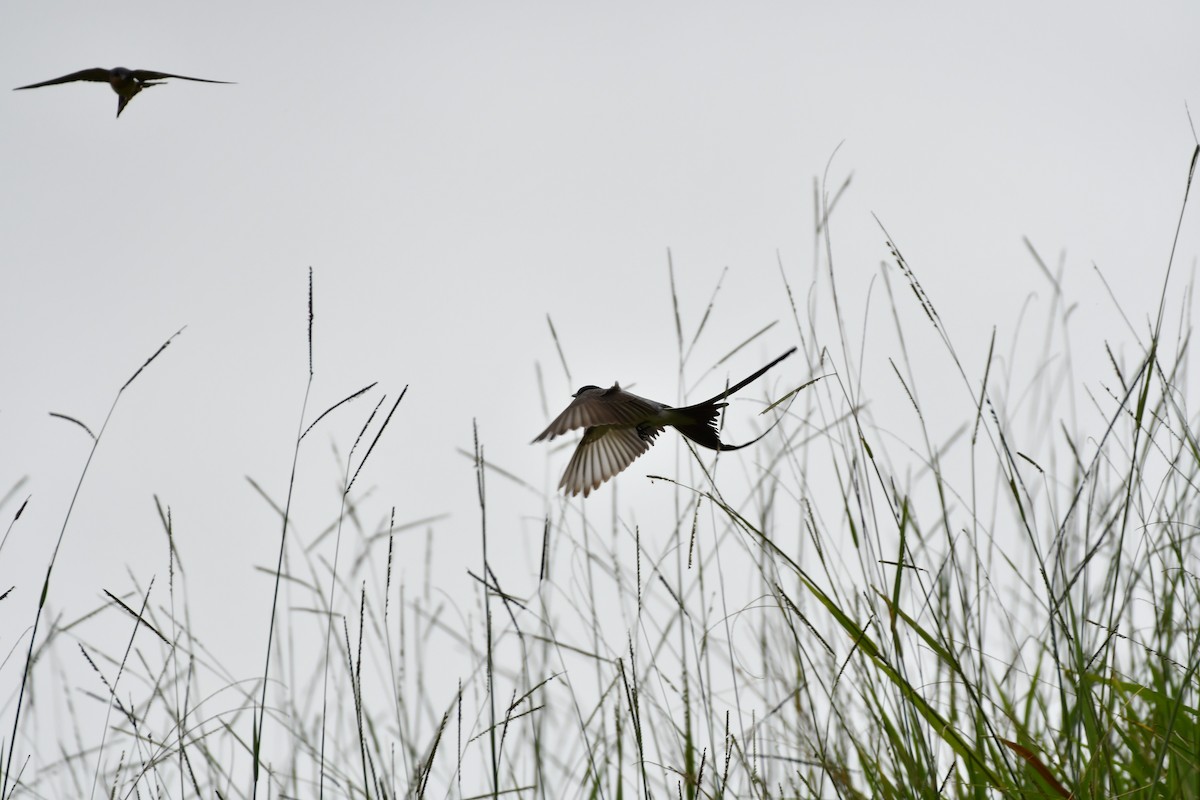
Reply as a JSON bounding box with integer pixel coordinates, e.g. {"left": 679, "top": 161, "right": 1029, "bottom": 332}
{"left": 1, "top": 0, "right": 1197, "bottom": 738}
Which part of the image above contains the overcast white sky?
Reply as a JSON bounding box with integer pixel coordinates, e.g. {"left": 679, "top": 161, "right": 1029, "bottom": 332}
{"left": 1, "top": 0, "right": 1198, "bottom": 775}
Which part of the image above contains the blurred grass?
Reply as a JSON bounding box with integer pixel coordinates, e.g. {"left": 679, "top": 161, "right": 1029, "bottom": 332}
{"left": 2, "top": 146, "right": 1199, "bottom": 799}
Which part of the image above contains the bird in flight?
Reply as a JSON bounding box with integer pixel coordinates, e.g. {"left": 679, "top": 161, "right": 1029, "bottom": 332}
{"left": 13, "top": 66, "right": 233, "bottom": 117}
{"left": 534, "top": 347, "right": 796, "bottom": 497}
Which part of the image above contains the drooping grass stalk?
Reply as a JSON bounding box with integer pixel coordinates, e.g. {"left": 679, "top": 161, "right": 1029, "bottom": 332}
{"left": 0, "top": 327, "right": 183, "bottom": 800}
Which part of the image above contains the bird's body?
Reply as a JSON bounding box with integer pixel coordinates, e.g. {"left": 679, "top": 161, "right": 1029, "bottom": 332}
{"left": 13, "top": 66, "right": 233, "bottom": 117}
{"left": 534, "top": 348, "right": 796, "bottom": 496}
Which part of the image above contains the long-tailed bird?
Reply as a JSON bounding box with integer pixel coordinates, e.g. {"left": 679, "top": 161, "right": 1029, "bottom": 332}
{"left": 13, "top": 66, "right": 233, "bottom": 117}
{"left": 534, "top": 347, "right": 796, "bottom": 497}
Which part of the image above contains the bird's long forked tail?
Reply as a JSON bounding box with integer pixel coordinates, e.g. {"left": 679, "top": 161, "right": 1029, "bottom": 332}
{"left": 671, "top": 346, "right": 797, "bottom": 451}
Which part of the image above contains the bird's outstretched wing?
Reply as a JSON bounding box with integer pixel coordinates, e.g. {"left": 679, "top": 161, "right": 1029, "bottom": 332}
{"left": 533, "top": 385, "right": 664, "bottom": 442}
{"left": 13, "top": 68, "right": 112, "bottom": 90}
{"left": 130, "top": 70, "right": 234, "bottom": 85}
{"left": 560, "top": 425, "right": 662, "bottom": 497}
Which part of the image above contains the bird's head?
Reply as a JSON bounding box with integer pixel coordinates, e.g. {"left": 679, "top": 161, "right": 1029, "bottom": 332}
{"left": 572, "top": 385, "right": 602, "bottom": 397}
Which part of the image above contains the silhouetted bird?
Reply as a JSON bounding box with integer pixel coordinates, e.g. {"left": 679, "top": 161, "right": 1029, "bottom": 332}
{"left": 534, "top": 348, "right": 796, "bottom": 497}
{"left": 13, "top": 66, "right": 233, "bottom": 117}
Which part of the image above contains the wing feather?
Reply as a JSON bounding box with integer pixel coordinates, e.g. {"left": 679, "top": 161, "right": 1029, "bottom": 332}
{"left": 13, "top": 68, "right": 112, "bottom": 90}
{"left": 559, "top": 425, "right": 662, "bottom": 496}
{"left": 533, "top": 385, "right": 664, "bottom": 442}
{"left": 130, "top": 70, "right": 234, "bottom": 84}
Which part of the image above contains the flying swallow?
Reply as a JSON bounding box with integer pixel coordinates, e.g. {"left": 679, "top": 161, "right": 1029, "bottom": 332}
{"left": 13, "top": 66, "right": 233, "bottom": 117}
{"left": 534, "top": 347, "right": 796, "bottom": 497}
